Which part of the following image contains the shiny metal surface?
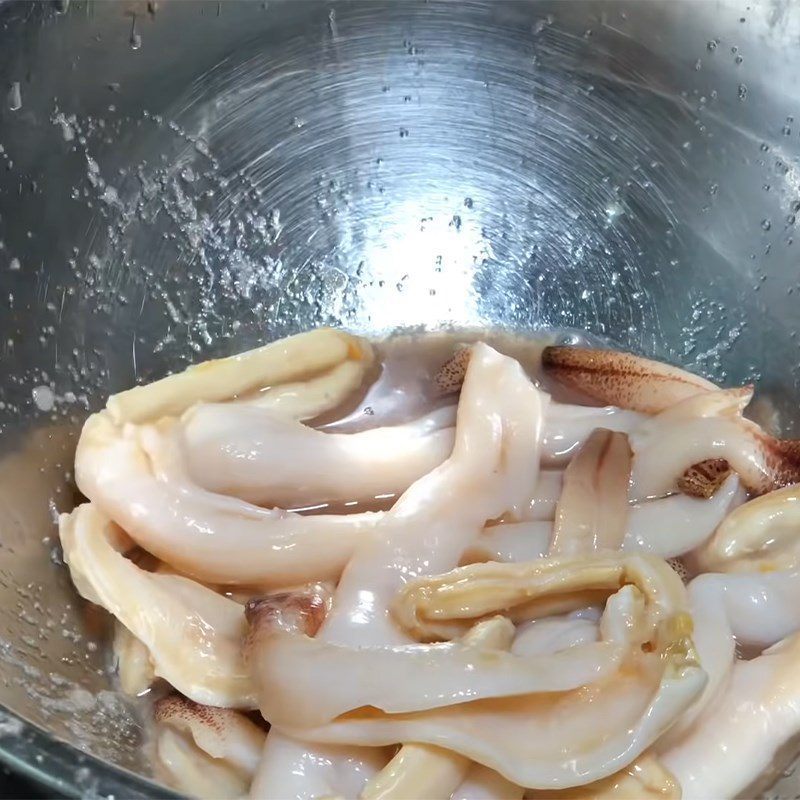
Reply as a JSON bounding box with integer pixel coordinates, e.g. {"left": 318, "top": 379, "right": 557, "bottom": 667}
{"left": 1, "top": 0, "right": 799, "bottom": 794}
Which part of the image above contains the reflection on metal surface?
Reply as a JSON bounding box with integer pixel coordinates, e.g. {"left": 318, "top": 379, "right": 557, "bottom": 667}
{"left": 1, "top": 0, "right": 800, "bottom": 794}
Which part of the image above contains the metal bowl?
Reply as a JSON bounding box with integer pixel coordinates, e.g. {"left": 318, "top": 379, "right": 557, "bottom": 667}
{"left": 0, "top": 0, "right": 798, "bottom": 795}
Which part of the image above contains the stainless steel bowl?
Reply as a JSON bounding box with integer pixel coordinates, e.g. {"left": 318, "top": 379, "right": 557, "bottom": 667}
{"left": 1, "top": 0, "right": 799, "bottom": 795}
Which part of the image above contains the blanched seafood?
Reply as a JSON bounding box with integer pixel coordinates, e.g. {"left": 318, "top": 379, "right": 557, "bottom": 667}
{"left": 60, "top": 504, "right": 255, "bottom": 708}
{"left": 469, "top": 477, "right": 743, "bottom": 565}
{"left": 246, "top": 587, "right": 625, "bottom": 728}
{"left": 180, "top": 403, "right": 456, "bottom": 507}
{"left": 112, "top": 622, "right": 154, "bottom": 697}
{"left": 249, "top": 734, "right": 389, "bottom": 800}
{"left": 267, "top": 555, "right": 705, "bottom": 788}
{"left": 392, "top": 554, "right": 690, "bottom": 641}
{"left": 623, "top": 474, "right": 743, "bottom": 558}
{"left": 453, "top": 763, "right": 524, "bottom": 800}
{"left": 661, "top": 630, "right": 800, "bottom": 799}
{"left": 466, "top": 521, "right": 551, "bottom": 564}
{"left": 241, "top": 359, "right": 368, "bottom": 421}
{"left": 540, "top": 404, "right": 645, "bottom": 465}
{"left": 318, "top": 342, "right": 547, "bottom": 647}
{"left": 75, "top": 413, "right": 382, "bottom": 586}
{"left": 549, "top": 429, "right": 631, "bottom": 555}
{"left": 256, "top": 344, "right": 544, "bottom": 798}
{"left": 358, "top": 617, "right": 513, "bottom": 800}
{"left": 630, "top": 388, "right": 800, "bottom": 499}
{"left": 662, "top": 568, "right": 800, "bottom": 745}
{"left": 58, "top": 332, "right": 800, "bottom": 799}
{"left": 107, "top": 328, "right": 373, "bottom": 424}
{"left": 541, "top": 345, "right": 716, "bottom": 413}
{"left": 277, "top": 593, "right": 703, "bottom": 789}
{"left": 694, "top": 482, "right": 800, "bottom": 572}
{"left": 154, "top": 695, "right": 266, "bottom": 799}
{"left": 526, "top": 756, "right": 680, "bottom": 800}
{"left": 155, "top": 695, "right": 266, "bottom": 777}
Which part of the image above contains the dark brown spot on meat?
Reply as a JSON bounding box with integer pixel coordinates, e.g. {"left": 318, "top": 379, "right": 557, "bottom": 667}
{"left": 666, "top": 558, "right": 690, "bottom": 583}
{"left": 755, "top": 435, "right": 800, "bottom": 494}
{"left": 433, "top": 347, "right": 471, "bottom": 396}
{"left": 154, "top": 694, "right": 227, "bottom": 735}
{"left": 244, "top": 587, "right": 328, "bottom": 638}
{"left": 541, "top": 346, "right": 712, "bottom": 413}
{"left": 678, "top": 458, "right": 732, "bottom": 498}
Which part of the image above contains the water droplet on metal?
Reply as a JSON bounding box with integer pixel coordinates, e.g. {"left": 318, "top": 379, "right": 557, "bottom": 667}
{"left": 6, "top": 82, "right": 21, "bottom": 112}
{"left": 129, "top": 15, "right": 142, "bottom": 49}
{"left": 762, "top": 219, "right": 772, "bottom": 231}
{"left": 32, "top": 386, "right": 55, "bottom": 412}
{"left": 707, "top": 40, "right": 717, "bottom": 51}
{"left": 737, "top": 83, "right": 748, "bottom": 100}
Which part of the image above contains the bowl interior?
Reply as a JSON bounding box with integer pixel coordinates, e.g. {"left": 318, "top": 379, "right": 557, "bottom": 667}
{"left": 0, "top": 0, "right": 799, "bottom": 793}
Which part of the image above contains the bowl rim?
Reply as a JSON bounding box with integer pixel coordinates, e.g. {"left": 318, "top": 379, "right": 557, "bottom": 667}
{"left": 0, "top": 705, "right": 181, "bottom": 799}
